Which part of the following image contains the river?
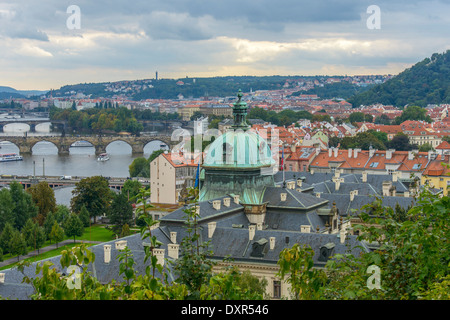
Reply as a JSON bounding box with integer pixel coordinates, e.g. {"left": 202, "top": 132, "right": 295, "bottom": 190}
{"left": 0, "top": 122, "right": 169, "bottom": 206}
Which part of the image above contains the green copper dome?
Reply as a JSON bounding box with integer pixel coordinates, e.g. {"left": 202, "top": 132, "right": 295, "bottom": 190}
{"left": 199, "top": 90, "right": 276, "bottom": 204}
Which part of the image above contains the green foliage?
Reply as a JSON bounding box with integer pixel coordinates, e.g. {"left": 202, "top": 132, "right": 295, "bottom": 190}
{"left": 248, "top": 107, "right": 312, "bottom": 126}
{"left": 349, "top": 50, "right": 450, "bottom": 107}
{"left": 292, "top": 82, "right": 373, "bottom": 100}
{"left": 387, "top": 132, "right": 416, "bottom": 151}
{"left": 63, "top": 213, "right": 84, "bottom": 243}
{"left": 71, "top": 176, "right": 113, "bottom": 224}
{"left": 49, "top": 221, "right": 65, "bottom": 248}
{"left": 121, "top": 179, "right": 142, "bottom": 203}
{"left": 393, "top": 105, "right": 432, "bottom": 124}
{"left": 277, "top": 244, "right": 327, "bottom": 300}
{"left": 108, "top": 193, "right": 134, "bottom": 235}
{"left": 27, "top": 181, "right": 56, "bottom": 225}
{"left": 0, "top": 189, "right": 14, "bottom": 232}
{"left": 0, "top": 222, "right": 16, "bottom": 254}
{"left": 79, "top": 205, "right": 91, "bottom": 228}
{"left": 339, "top": 131, "right": 387, "bottom": 150}
{"left": 9, "top": 181, "right": 38, "bottom": 230}
{"left": 348, "top": 112, "right": 373, "bottom": 123}
{"left": 9, "top": 230, "right": 28, "bottom": 261}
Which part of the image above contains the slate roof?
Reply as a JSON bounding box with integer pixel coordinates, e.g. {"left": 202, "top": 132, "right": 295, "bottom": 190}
{"left": 262, "top": 186, "right": 329, "bottom": 210}
{"left": 206, "top": 227, "right": 369, "bottom": 266}
{"left": 0, "top": 230, "right": 175, "bottom": 300}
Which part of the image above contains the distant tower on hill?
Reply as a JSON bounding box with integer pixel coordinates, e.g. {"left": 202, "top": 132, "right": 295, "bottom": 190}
{"left": 155, "top": 71, "right": 158, "bottom": 81}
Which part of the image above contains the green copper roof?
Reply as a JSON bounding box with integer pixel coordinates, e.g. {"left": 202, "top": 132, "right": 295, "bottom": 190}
{"left": 203, "top": 128, "right": 275, "bottom": 168}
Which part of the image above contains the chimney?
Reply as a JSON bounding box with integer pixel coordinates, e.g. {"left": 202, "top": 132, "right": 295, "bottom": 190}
{"left": 115, "top": 240, "right": 127, "bottom": 250}
{"left": 257, "top": 222, "right": 263, "bottom": 230}
{"left": 152, "top": 248, "right": 165, "bottom": 266}
{"left": 369, "top": 148, "right": 376, "bottom": 158}
{"left": 291, "top": 144, "right": 296, "bottom": 153}
{"left": 287, "top": 181, "right": 295, "bottom": 189}
{"left": 362, "top": 171, "right": 367, "bottom": 183}
{"left": 280, "top": 193, "right": 287, "bottom": 201}
{"left": 316, "top": 192, "right": 321, "bottom": 198}
{"left": 233, "top": 194, "right": 240, "bottom": 204}
{"left": 104, "top": 245, "right": 111, "bottom": 264}
{"left": 301, "top": 225, "right": 311, "bottom": 233}
{"left": 249, "top": 225, "right": 256, "bottom": 241}
{"left": 340, "top": 227, "right": 347, "bottom": 244}
{"left": 382, "top": 181, "right": 392, "bottom": 196}
{"left": 212, "top": 200, "right": 221, "bottom": 210}
{"left": 334, "top": 170, "right": 341, "bottom": 178}
{"left": 392, "top": 171, "right": 398, "bottom": 182}
{"left": 310, "top": 168, "right": 315, "bottom": 175}
{"left": 348, "top": 148, "right": 352, "bottom": 158}
{"left": 170, "top": 231, "right": 177, "bottom": 244}
{"left": 223, "top": 197, "right": 231, "bottom": 207}
{"left": 350, "top": 190, "right": 355, "bottom": 202}
{"left": 386, "top": 149, "right": 394, "bottom": 160}
{"left": 333, "top": 147, "right": 339, "bottom": 158}
{"left": 0, "top": 273, "right": 5, "bottom": 284}
{"left": 315, "top": 148, "right": 320, "bottom": 156}
{"left": 333, "top": 177, "right": 343, "bottom": 191}
{"left": 428, "top": 150, "right": 435, "bottom": 161}
{"left": 269, "top": 237, "right": 276, "bottom": 250}
{"left": 354, "top": 148, "right": 361, "bottom": 158}
{"left": 404, "top": 191, "right": 410, "bottom": 197}
{"left": 328, "top": 148, "right": 332, "bottom": 157}
{"left": 168, "top": 244, "right": 179, "bottom": 260}
{"left": 408, "top": 150, "right": 416, "bottom": 160}
{"left": 297, "top": 179, "right": 302, "bottom": 187}
{"left": 208, "top": 221, "right": 217, "bottom": 238}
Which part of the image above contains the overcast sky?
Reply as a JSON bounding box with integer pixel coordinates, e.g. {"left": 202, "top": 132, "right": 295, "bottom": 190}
{"left": 1, "top": 0, "right": 450, "bottom": 90}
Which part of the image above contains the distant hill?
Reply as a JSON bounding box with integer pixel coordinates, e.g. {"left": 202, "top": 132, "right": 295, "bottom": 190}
{"left": 0, "top": 86, "right": 48, "bottom": 98}
{"left": 290, "top": 82, "right": 374, "bottom": 100}
{"left": 348, "top": 50, "right": 450, "bottom": 108}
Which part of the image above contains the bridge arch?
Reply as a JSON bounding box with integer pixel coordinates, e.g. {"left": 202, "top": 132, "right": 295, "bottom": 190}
{"left": 3, "top": 123, "right": 30, "bottom": 133}
{"left": 30, "top": 140, "right": 59, "bottom": 155}
{"left": 143, "top": 139, "right": 170, "bottom": 155}
{"left": 104, "top": 139, "right": 133, "bottom": 154}
{"left": 0, "top": 140, "right": 20, "bottom": 153}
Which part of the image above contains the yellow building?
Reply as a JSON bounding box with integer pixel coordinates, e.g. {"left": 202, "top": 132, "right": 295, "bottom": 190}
{"left": 421, "top": 154, "right": 450, "bottom": 196}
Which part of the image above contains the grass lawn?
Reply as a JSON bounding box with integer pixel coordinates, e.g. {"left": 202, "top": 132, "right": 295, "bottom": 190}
{"left": 0, "top": 225, "right": 116, "bottom": 270}
{"left": 0, "top": 243, "right": 95, "bottom": 271}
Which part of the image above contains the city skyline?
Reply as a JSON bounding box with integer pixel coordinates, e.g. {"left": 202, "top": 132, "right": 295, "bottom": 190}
{"left": 1, "top": 0, "right": 450, "bottom": 90}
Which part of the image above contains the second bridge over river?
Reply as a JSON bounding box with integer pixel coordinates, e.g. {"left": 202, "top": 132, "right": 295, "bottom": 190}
{"left": 1, "top": 135, "right": 174, "bottom": 155}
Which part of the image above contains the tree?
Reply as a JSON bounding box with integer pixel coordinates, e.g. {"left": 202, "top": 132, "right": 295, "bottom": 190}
{"left": 30, "top": 224, "right": 46, "bottom": 254}
{"left": 128, "top": 157, "right": 150, "bottom": 178}
{"left": 108, "top": 193, "right": 134, "bottom": 235}
{"left": 9, "top": 230, "right": 28, "bottom": 261}
{"left": 121, "top": 179, "right": 142, "bottom": 203}
{"left": 0, "top": 188, "right": 14, "bottom": 232}
{"left": 64, "top": 213, "right": 84, "bottom": 243}
{"left": 394, "top": 105, "right": 432, "bottom": 124}
{"left": 387, "top": 132, "right": 415, "bottom": 151}
{"left": 22, "top": 218, "right": 37, "bottom": 248}
{"left": 49, "top": 221, "right": 64, "bottom": 248}
{"left": 27, "top": 182, "right": 56, "bottom": 225}
{"left": 71, "top": 176, "right": 113, "bottom": 224}
{"left": 9, "top": 181, "right": 38, "bottom": 230}
{"left": 418, "top": 143, "right": 434, "bottom": 152}
{"left": 374, "top": 114, "right": 391, "bottom": 125}
{"left": 54, "top": 204, "right": 70, "bottom": 224}
{"left": 0, "top": 222, "right": 15, "bottom": 254}
{"left": 79, "top": 205, "right": 91, "bottom": 228}
{"left": 277, "top": 243, "right": 327, "bottom": 300}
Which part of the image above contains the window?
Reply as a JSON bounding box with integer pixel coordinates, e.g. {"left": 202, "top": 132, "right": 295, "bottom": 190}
{"left": 273, "top": 281, "right": 281, "bottom": 299}
{"left": 370, "top": 162, "right": 379, "bottom": 168}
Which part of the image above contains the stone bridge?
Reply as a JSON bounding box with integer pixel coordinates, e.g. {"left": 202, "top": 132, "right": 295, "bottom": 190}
{"left": 0, "top": 135, "right": 175, "bottom": 155}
